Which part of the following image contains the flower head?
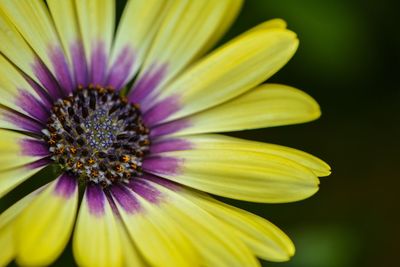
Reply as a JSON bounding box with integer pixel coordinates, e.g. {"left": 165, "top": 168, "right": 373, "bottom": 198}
{"left": 0, "top": 1, "right": 330, "bottom": 266}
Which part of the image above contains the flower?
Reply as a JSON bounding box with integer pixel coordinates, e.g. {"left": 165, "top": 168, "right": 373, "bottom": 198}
{"left": 0, "top": 1, "right": 331, "bottom": 266}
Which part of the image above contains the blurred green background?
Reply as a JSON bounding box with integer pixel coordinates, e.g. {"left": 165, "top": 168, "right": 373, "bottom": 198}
{"left": 4, "top": 0, "right": 399, "bottom": 266}
{"left": 227, "top": 0, "right": 399, "bottom": 266}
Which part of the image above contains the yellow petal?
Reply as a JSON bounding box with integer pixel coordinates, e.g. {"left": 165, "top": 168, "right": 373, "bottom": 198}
{"left": 0, "top": 0, "right": 74, "bottom": 92}
{"left": 0, "top": 159, "right": 49, "bottom": 198}
{"left": 146, "top": 27, "right": 298, "bottom": 124}
{"left": 157, "top": 134, "right": 330, "bottom": 177}
{"left": 187, "top": 84, "right": 320, "bottom": 131}
{"left": 0, "top": 225, "right": 14, "bottom": 267}
{"left": 143, "top": 149, "right": 319, "bottom": 203}
{"left": 107, "top": 0, "right": 166, "bottom": 88}
{"left": 47, "top": 0, "right": 85, "bottom": 86}
{"left": 15, "top": 174, "right": 78, "bottom": 266}
{"left": 248, "top": 18, "right": 288, "bottom": 33}
{"left": 75, "top": 0, "right": 115, "bottom": 56}
{"left": 131, "top": 0, "right": 243, "bottom": 104}
{"left": 0, "top": 188, "right": 39, "bottom": 229}
{"left": 145, "top": 179, "right": 260, "bottom": 267}
{"left": 0, "top": 189, "right": 40, "bottom": 266}
{"left": 47, "top": 0, "right": 79, "bottom": 58}
{"left": 186, "top": 192, "right": 295, "bottom": 262}
{"left": 0, "top": 106, "right": 44, "bottom": 133}
{"left": 0, "top": 53, "right": 49, "bottom": 119}
{"left": 0, "top": 8, "right": 40, "bottom": 86}
{"left": 152, "top": 84, "right": 320, "bottom": 137}
{"left": 0, "top": 129, "right": 49, "bottom": 171}
{"left": 116, "top": 220, "right": 148, "bottom": 267}
{"left": 111, "top": 183, "right": 198, "bottom": 267}
{"left": 0, "top": 0, "right": 58, "bottom": 64}
{"left": 73, "top": 184, "right": 122, "bottom": 267}
{"left": 75, "top": 0, "right": 114, "bottom": 84}
{"left": 197, "top": 0, "right": 243, "bottom": 55}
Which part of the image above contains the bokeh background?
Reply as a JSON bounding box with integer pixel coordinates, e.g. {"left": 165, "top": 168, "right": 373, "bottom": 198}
{"left": 3, "top": 0, "right": 399, "bottom": 266}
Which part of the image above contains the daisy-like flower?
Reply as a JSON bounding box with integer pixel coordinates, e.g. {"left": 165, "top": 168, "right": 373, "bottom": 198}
{"left": 0, "top": 1, "right": 331, "bottom": 266}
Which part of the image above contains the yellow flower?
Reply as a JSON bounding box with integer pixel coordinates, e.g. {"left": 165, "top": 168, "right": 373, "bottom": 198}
{"left": 0, "top": 1, "right": 330, "bottom": 266}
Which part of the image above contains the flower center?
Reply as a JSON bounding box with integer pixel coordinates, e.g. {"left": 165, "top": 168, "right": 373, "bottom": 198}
{"left": 43, "top": 86, "right": 150, "bottom": 187}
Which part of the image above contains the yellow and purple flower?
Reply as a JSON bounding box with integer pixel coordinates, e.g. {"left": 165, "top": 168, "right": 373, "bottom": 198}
{"left": 0, "top": 1, "right": 330, "bottom": 266}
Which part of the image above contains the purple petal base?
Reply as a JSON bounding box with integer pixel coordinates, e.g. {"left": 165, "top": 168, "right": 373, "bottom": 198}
{"left": 142, "top": 156, "right": 182, "bottom": 176}
{"left": 128, "top": 63, "right": 168, "bottom": 105}
{"left": 110, "top": 178, "right": 171, "bottom": 214}
{"left": 150, "top": 119, "right": 191, "bottom": 138}
{"left": 110, "top": 184, "right": 141, "bottom": 214}
{"left": 86, "top": 183, "right": 106, "bottom": 216}
{"left": 24, "top": 76, "right": 53, "bottom": 108}
{"left": 106, "top": 45, "right": 136, "bottom": 90}
{"left": 27, "top": 158, "right": 52, "bottom": 170}
{"left": 32, "top": 58, "right": 64, "bottom": 99}
{"left": 90, "top": 41, "right": 107, "bottom": 85}
{"left": 71, "top": 41, "right": 88, "bottom": 87}
{"left": 48, "top": 45, "right": 74, "bottom": 94}
{"left": 150, "top": 138, "right": 193, "bottom": 154}
{"left": 2, "top": 109, "right": 44, "bottom": 133}
{"left": 20, "top": 139, "right": 50, "bottom": 157}
{"left": 143, "top": 95, "right": 181, "bottom": 127}
{"left": 127, "top": 179, "right": 162, "bottom": 203}
{"left": 140, "top": 173, "right": 180, "bottom": 191}
{"left": 16, "top": 89, "right": 50, "bottom": 123}
{"left": 54, "top": 173, "right": 77, "bottom": 199}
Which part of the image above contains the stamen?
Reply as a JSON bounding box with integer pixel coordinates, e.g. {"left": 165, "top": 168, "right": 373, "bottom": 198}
{"left": 43, "top": 87, "right": 150, "bottom": 186}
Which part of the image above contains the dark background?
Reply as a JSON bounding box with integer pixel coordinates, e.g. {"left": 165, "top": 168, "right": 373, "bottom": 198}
{"left": 4, "top": 0, "right": 399, "bottom": 266}
{"left": 228, "top": 0, "right": 399, "bottom": 266}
